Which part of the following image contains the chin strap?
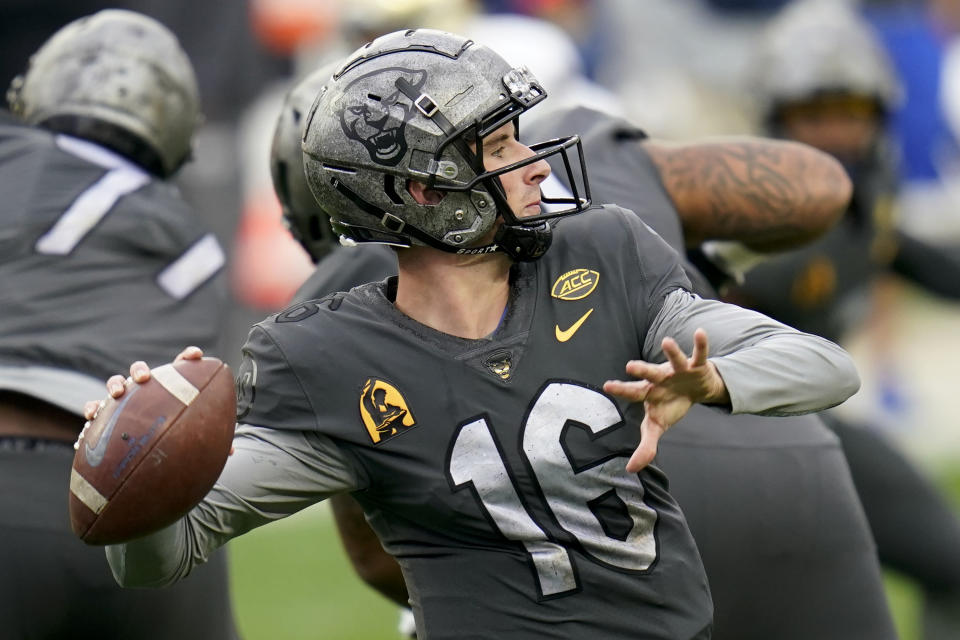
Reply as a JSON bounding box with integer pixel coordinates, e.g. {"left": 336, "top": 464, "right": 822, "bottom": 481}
{"left": 495, "top": 221, "right": 552, "bottom": 262}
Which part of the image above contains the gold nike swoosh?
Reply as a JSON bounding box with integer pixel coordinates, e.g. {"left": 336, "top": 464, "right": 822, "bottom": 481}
{"left": 555, "top": 308, "right": 594, "bottom": 343}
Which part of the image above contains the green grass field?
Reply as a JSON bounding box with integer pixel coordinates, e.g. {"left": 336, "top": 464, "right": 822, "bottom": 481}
{"left": 229, "top": 504, "right": 398, "bottom": 640}
{"left": 228, "top": 470, "right": 960, "bottom": 640}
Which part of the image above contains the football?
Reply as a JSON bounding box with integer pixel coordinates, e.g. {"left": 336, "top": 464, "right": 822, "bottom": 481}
{"left": 69, "top": 357, "right": 236, "bottom": 545}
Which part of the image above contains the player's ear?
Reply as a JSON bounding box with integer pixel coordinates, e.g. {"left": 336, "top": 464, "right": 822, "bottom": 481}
{"left": 407, "top": 179, "right": 445, "bottom": 205}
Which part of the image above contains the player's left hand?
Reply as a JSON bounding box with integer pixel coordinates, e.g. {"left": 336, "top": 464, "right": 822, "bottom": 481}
{"left": 82, "top": 346, "right": 204, "bottom": 420}
{"left": 603, "top": 328, "right": 729, "bottom": 473}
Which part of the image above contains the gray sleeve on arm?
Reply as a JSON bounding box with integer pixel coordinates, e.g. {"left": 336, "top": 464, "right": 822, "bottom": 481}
{"left": 106, "top": 423, "right": 360, "bottom": 588}
{"left": 643, "top": 289, "right": 860, "bottom": 416}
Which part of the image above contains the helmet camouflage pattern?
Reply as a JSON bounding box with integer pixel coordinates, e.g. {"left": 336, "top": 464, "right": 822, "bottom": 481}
{"left": 301, "top": 29, "right": 590, "bottom": 261}
{"left": 271, "top": 64, "right": 340, "bottom": 263}
{"left": 7, "top": 9, "right": 201, "bottom": 176}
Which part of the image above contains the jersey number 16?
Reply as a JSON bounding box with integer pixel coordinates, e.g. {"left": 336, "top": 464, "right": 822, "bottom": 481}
{"left": 447, "top": 382, "right": 658, "bottom": 599}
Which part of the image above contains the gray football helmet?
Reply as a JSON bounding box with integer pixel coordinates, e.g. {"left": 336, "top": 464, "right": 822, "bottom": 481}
{"left": 754, "top": 0, "right": 900, "bottom": 231}
{"left": 7, "top": 9, "right": 201, "bottom": 177}
{"left": 271, "top": 65, "right": 340, "bottom": 263}
{"left": 301, "top": 29, "right": 591, "bottom": 262}
{"left": 753, "top": 0, "right": 901, "bottom": 123}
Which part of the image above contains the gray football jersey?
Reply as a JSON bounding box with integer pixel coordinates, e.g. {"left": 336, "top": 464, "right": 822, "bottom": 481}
{"left": 240, "top": 205, "right": 713, "bottom": 639}
{"left": 0, "top": 119, "right": 227, "bottom": 413}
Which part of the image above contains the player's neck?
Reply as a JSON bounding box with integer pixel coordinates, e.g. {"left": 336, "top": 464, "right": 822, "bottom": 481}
{"left": 394, "top": 247, "right": 512, "bottom": 340}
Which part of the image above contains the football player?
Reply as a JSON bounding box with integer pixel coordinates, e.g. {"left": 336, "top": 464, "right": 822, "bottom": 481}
{"left": 97, "top": 30, "right": 865, "bottom": 640}
{"left": 729, "top": 2, "right": 960, "bottom": 638}
{"left": 0, "top": 10, "right": 238, "bottom": 639}
{"left": 273, "top": 61, "right": 898, "bottom": 639}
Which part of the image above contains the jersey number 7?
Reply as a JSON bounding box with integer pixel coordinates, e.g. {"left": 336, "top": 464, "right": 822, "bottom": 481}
{"left": 34, "top": 135, "right": 224, "bottom": 300}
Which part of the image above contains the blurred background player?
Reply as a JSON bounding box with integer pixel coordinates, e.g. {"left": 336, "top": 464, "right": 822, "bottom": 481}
{"left": 270, "top": 34, "right": 897, "bottom": 639}
{"left": 0, "top": 10, "right": 238, "bottom": 639}
{"left": 725, "top": 1, "right": 960, "bottom": 638}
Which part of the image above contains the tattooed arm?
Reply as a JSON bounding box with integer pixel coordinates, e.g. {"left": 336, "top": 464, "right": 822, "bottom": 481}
{"left": 644, "top": 138, "right": 851, "bottom": 252}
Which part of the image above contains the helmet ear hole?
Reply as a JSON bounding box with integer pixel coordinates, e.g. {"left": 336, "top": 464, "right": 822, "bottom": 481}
{"left": 406, "top": 179, "right": 446, "bottom": 206}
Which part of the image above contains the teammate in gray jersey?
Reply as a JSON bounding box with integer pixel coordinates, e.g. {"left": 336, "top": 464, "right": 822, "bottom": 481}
{"left": 96, "top": 30, "right": 862, "bottom": 640}
{"left": 274, "top": 61, "right": 897, "bottom": 638}
{"left": 0, "top": 11, "right": 238, "bottom": 639}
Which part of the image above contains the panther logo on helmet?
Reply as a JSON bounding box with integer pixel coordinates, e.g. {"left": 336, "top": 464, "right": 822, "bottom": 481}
{"left": 339, "top": 67, "right": 427, "bottom": 167}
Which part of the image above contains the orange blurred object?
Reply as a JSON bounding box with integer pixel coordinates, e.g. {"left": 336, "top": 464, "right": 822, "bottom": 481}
{"left": 231, "top": 190, "right": 314, "bottom": 310}
{"left": 249, "top": 0, "right": 340, "bottom": 55}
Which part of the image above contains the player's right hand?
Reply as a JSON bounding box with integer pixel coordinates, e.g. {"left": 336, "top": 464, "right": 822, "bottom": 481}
{"left": 82, "top": 346, "right": 204, "bottom": 419}
{"left": 604, "top": 328, "right": 728, "bottom": 473}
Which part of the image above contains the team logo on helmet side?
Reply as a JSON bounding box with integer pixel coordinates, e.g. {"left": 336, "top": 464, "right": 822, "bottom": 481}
{"left": 551, "top": 269, "right": 600, "bottom": 301}
{"left": 339, "top": 67, "right": 427, "bottom": 167}
{"left": 360, "top": 378, "right": 417, "bottom": 444}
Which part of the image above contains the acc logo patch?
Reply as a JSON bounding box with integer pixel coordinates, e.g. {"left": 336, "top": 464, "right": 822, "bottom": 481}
{"left": 359, "top": 378, "right": 417, "bottom": 444}
{"left": 551, "top": 268, "right": 599, "bottom": 301}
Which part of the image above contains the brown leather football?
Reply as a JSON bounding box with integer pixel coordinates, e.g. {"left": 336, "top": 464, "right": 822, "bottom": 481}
{"left": 69, "top": 357, "right": 236, "bottom": 545}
